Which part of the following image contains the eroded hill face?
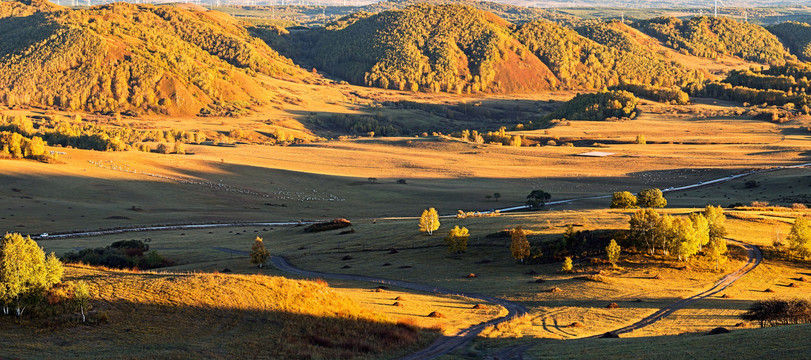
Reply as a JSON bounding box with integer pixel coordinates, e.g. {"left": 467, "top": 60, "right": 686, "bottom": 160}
{"left": 0, "top": 0, "right": 314, "bottom": 116}
{"left": 294, "top": 4, "right": 559, "bottom": 94}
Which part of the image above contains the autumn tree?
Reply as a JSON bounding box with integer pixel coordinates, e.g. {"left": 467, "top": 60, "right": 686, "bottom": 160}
{"left": 788, "top": 216, "right": 811, "bottom": 259}
{"left": 629, "top": 208, "right": 661, "bottom": 254}
{"left": 0, "top": 233, "right": 64, "bottom": 316}
{"left": 73, "top": 281, "right": 90, "bottom": 323}
{"left": 444, "top": 226, "right": 470, "bottom": 254}
{"left": 526, "top": 189, "right": 551, "bottom": 209}
{"left": 606, "top": 239, "right": 621, "bottom": 266}
{"left": 250, "top": 237, "right": 270, "bottom": 268}
{"left": 510, "top": 226, "right": 530, "bottom": 263}
{"left": 610, "top": 191, "right": 637, "bottom": 209}
{"left": 637, "top": 188, "right": 667, "bottom": 208}
{"left": 561, "top": 257, "right": 573, "bottom": 273}
{"left": 419, "top": 208, "right": 440, "bottom": 235}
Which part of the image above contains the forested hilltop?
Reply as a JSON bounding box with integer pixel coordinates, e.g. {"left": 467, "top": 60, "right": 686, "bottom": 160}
{"left": 261, "top": 4, "right": 710, "bottom": 94}
{"left": 635, "top": 16, "right": 791, "bottom": 64}
{"left": 0, "top": 0, "right": 313, "bottom": 116}
{"left": 286, "top": 4, "right": 560, "bottom": 94}
{"left": 3, "top": 0, "right": 811, "bottom": 114}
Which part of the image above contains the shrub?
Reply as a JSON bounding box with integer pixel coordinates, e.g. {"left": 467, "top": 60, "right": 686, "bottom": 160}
{"left": 741, "top": 298, "right": 811, "bottom": 327}
{"left": 304, "top": 218, "right": 352, "bottom": 233}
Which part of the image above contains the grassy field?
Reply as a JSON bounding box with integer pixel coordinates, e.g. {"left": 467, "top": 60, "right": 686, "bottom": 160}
{"left": 0, "top": 265, "right": 445, "bottom": 359}
{"left": 38, "top": 206, "right": 809, "bottom": 345}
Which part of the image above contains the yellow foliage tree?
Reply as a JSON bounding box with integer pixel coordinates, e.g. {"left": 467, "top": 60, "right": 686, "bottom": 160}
{"left": 419, "top": 208, "right": 440, "bottom": 235}
{"left": 250, "top": 237, "right": 270, "bottom": 268}
{"left": 444, "top": 226, "right": 470, "bottom": 254}
{"left": 510, "top": 226, "right": 530, "bottom": 263}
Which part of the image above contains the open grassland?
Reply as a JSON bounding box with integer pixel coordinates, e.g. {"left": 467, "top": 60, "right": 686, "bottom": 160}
{"left": 0, "top": 265, "right": 443, "bottom": 360}
{"left": 512, "top": 323, "right": 811, "bottom": 360}
{"left": 1, "top": 100, "right": 809, "bottom": 235}
{"left": 40, "top": 206, "right": 810, "bottom": 345}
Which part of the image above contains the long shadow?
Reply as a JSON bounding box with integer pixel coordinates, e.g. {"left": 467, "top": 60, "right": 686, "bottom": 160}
{"left": 0, "top": 298, "right": 436, "bottom": 359}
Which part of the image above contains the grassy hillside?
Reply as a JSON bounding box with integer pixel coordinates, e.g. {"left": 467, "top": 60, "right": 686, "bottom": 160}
{"left": 635, "top": 16, "right": 791, "bottom": 65}
{"left": 0, "top": 264, "right": 434, "bottom": 359}
{"left": 284, "top": 4, "right": 558, "bottom": 94}
{"left": 516, "top": 19, "right": 706, "bottom": 90}
{"left": 769, "top": 21, "right": 811, "bottom": 62}
{"left": 0, "top": 0, "right": 313, "bottom": 116}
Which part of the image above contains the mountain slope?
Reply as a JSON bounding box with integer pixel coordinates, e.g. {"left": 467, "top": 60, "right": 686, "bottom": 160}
{"left": 515, "top": 19, "right": 706, "bottom": 90}
{"left": 769, "top": 21, "right": 811, "bottom": 62}
{"left": 0, "top": 0, "right": 313, "bottom": 116}
{"left": 635, "top": 16, "right": 791, "bottom": 65}
{"left": 293, "top": 4, "right": 558, "bottom": 94}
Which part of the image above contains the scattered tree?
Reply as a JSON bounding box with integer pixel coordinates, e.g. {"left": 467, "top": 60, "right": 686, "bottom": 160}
{"left": 510, "top": 226, "right": 530, "bottom": 263}
{"left": 606, "top": 239, "right": 621, "bottom": 266}
{"left": 788, "top": 216, "right": 811, "bottom": 259}
{"left": 610, "top": 191, "right": 638, "bottom": 209}
{"left": 526, "top": 189, "right": 551, "bottom": 209}
{"left": 250, "top": 237, "right": 270, "bottom": 268}
{"left": 493, "top": 192, "right": 501, "bottom": 201}
{"left": 419, "top": 208, "right": 440, "bottom": 235}
{"left": 704, "top": 205, "right": 728, "bottom": 270}
{"left": 444, "top": 226, "right": 470, "bottom": 254}
{"left": 561, "top": 257, "right": 573, "bottom": 273}
{"left": 637, "top": 188, "right": 667, "bottom": 208}
{"left": 0, "top": 233, "right": 64, "bottom": 316}
{"left": 635, "top": 134, "right": 646, "bottom": 144}
{"left": 73, "top": 281, "right": 90, "bottom": 323}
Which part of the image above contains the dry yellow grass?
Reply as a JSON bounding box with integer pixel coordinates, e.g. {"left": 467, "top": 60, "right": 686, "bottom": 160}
{"left": 0, "top": 264, "right": 438, "bottom": 359}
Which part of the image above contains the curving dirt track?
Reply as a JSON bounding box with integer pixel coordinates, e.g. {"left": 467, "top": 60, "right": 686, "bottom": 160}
{"left": 270, "top": 256, "right": 528, "bottom": 360}
{"left": 490, "top": 239, "right": 762, "bottom": 360}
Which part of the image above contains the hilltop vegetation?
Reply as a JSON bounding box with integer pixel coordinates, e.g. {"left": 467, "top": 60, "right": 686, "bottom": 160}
{"left": 700, "top": 62, "right": 811, "bottom": 110}
{"left": 769, "top": 21, "right": 811, "bottom": 62}
{"left": 0, "top": 0, "right": 311, "bottom": 116}
{"left": 290, "top": 4, "right": 557, "bottom": 94}
{"left": 636, "top": 16, "right": 790, "bottom": 65}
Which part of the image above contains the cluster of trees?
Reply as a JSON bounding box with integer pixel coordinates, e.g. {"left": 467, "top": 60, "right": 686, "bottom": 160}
{"left": 699, "top": 63, "right": 811, "bottom": 109}
{"left": 0, "top": 233, "right": 64, "bottom": 317}
{"left": 610, "top": 83, "right": 689, "bottom": 105}
{"left": 611, "top": 188, "right": 667, "bottom": 209}
{"left": 742, "top": 298, "right": 811, "bottom": 328}
{"left": 628, "top": 206, "right": 728, "bottom": 267}
{"left": 545, "top": 90, "right": 639, "bottom": 121}
{"left": 0, "top": 1, "right": 306, "bottom": 115}
{"left": 309, "top": 113, "right": 408, "bottom": 137}
{"left": 768, "top": 22, "right": 811, "bottom": 62}
{"left": 636, "top": 16, "right": 789, "bottom": 65}
{"left": 0, "top": 114, "right": 207, "bottom": 153}
{"left": 62, "top": 240, "right": 173, "bottom": 270}
{"left": 0, "top": 131, "right": 48, "bottom": 160}
{"left": 451, "top": 127, "right": 522, "bottom": 146}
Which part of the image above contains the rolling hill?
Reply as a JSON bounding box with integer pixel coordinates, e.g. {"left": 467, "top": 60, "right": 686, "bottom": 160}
{"left": 769, "top": 21, "right": 811, "bottom": 62}
{"left": 0, "top": 0, "right": 313, "bottom": 116}
{"left": 292, "top": 4, "right": 559, "bottom": 94}
{"left": 635, "top": 16, "right": 791, "bottom": 65}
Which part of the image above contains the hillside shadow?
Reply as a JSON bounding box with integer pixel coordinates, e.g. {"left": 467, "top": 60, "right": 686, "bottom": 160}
{"left": 0, "top": 13, "right": 58, "bottom": 59}
{"left": 0, "top": 298, "right": 435, "bottom": 359}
